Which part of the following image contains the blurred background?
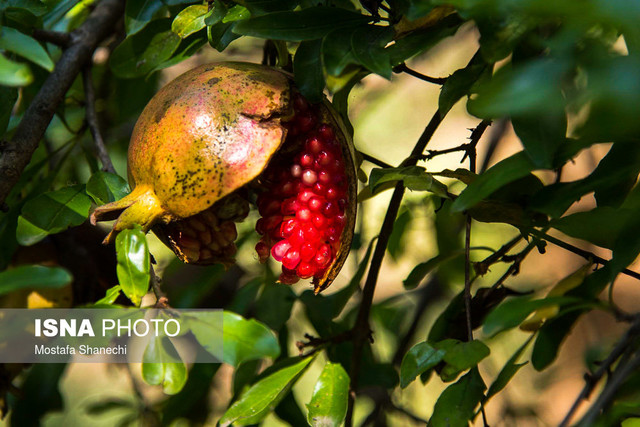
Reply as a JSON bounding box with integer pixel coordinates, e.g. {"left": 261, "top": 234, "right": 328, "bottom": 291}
{"left": 3, "top": 19, "right": 636, "bottom": 426}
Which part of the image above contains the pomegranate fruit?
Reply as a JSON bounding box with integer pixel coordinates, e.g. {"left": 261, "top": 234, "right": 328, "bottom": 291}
{"left": 90, "top": 62, "right": 356, "bottom": 293}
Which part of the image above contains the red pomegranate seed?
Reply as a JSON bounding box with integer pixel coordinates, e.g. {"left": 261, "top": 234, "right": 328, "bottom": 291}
{"left": 323, "top": 202, "right": 338, "bottom": 217}
{"left": 325, "top": 187, "right": 339, "bottom": 200}
{"left": 297, "top": 262, "right": 314, "bottom": 278}
{"left": 312, "top": 214, "right": 327, "bottom": 229}
{"left": 282, "top": 248, "right": 301, "bottom": 270}
{"left": 297, "top": 189, "right": 315, "bottom": 203}
{"left": 318, "top": 170, "right": 331, "bottom": 185}
{"left": 302, "top": 170, "right": 318, "bottom": 186}
{"left": 300, "top": 242, "right": 316, "bottom": 261}
{"left": 308, "top": 197, "right": 324, "bottom": 212}
{"left": 296, "top": 208, "right": 312, "bottom": 222}
{"left": 318, "top": 124, "right": 334, "bottom": 140}
{"left": 280, "top": 218, "right": 295, "bottom": 234}
{"left": 300, "top": 153, "right": 314, "bottom": 167}
{"left": 302, "top": 224, "right": 321, "bottom": 241}
{"left": 289, "top": 227, "right": 305, "bottom": 246}
{"left": 271, "top": 240, "right": 291, "bottom": 261}
{"left": 318, "top": 151, "right": 333, "bottom": 166}
{"left": 291, "top": 164, "right": 302, "bottom": 177}
{"left": 307, "top": 137, "right": 323, "bottom": 154}
{"left": 314, "top": 244, "right": 331, "bottom": 268}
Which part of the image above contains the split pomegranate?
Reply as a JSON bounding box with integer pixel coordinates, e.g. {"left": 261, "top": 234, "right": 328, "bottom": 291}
{"left": 90, "top": 62, "right": 356, "bottom": 293}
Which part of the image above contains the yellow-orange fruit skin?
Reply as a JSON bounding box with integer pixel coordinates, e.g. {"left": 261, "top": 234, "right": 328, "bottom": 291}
{"left": 128, "top": 62, "right": 292, "bottom": 219}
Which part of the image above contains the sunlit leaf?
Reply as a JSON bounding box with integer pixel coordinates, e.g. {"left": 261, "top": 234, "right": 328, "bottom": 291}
{"left": 115, "top": 226, "right": 150, "bottom": 306}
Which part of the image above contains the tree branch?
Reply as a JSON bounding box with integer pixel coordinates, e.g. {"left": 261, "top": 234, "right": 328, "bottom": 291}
{"left": 0, "top": 0, "right": 125, "bottom": 206}
{"left": 82, "top": 66, "right": 116, "bottom": 174}
{"left": 529, "top": 229, "right": 640, "bottom": 281}
{"left": 360, "top": 151, "right": 393, "bottom": 169}
{"left": 560, "top": 316, "right": 640, "bottom": 426}
{"left": 32, "top": 29, "right": 71, "bottom": 47}
{"left": 345, "top": 109, "right": 444, "bottom": 426}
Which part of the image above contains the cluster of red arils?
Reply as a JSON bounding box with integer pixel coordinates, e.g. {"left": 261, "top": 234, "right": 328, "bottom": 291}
{"left": 255, "top": 94, "right": 349, "bottom": 284}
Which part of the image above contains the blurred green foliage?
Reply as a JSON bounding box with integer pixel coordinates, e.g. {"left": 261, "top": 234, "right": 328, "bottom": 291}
{"left": 1, "top": 0, "right": 640, "bottom": 425}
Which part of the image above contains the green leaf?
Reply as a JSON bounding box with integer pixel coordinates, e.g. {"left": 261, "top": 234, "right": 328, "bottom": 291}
{"left": 439, "top": 61, "right": 487, "bottom": 115}
{"left": 0, "top": 265, "right": 72, "bottom": 296}
{"left": 485, "top": 336, "right": 532, "bottom": 400}
{"left": 115, "top": 226, "right": 150, "bottom": 306}
{"left": 451, "top": 151, "right": 535, "bottom": 212}
{"left": 241, "top": 0, "right": 297, "bottom": 15}
{"left": 124, "top": 0, "right": 166, "bottom": 35}
{"left": 388, "top": 15, "right": 461, "bottom": 65}
{"left": 322, "top": 28, "right": 357, "bottom": 76}
{"left": 0, "top": 86, "right": 18, "bottom": 136}
{"left": 85, "top": 172, "right": 131, "bottom": 205}
{"left": 387, "top": 209, "right": 411, "bottom": 260}
{"left": 350, "top": 25, "right": 393, "bottom": 78}
{"left": 0, "top": 27, "right": 54, "bottom": 71}
{"left": 94, "top": 285, "right": 122, "bottom": 306}
{"left": 207, "top": 21, "right": 240, "bottom": 52}
{"left": 204, "top": 0, "right": 227, "bottom": 26}
{"left": 306, "top": 363, "right": 349, "bottom": 427}
{"left": 171, "top": 5, "right": 208, "bottom": 39}
{"left": 222, "top": 5, "right": 250, "bottom": 23}
{"left": 16, "top": 185, "right": 92, "bottom": 246}
{"left": 551, "top": 207, "right": 628, "bottom": 250}
{"left": 254, "top": 283, "right": 296, "bottom": 331}
{"left": 232, "top": 7, "right": 372, "bottom": 41}
{"left": 428, "top": 368, "right": 486, "bottom": 427}
{"left": 220, "top": 356, "right": 315, "bottom": 426}
{"left": 110, "top": 19, "right": 181, "bottom": 78}
{"left": 440, "top": 339, "right": 490, "bottom": 371}
{"left": 293, "top": 39, "right": 325, "bottom": 103}
{"left": 368, "top": 166, "right": 449, "bottom": 197}
{"left": 531, "top": 141, "right": 640, "bottom": 217}
{"left": 403, "top": 251, "right": 463, "bottom": 290}
{"left": 468, "top": 59, "right": 569, "bottom": 118}
{"left": 531, "top": 311, "right": 582, "bottom": 371}
{"left": 183, "top": 311, "right": 223, "bottom": 359}
{"left": 142, "top": 335, "right": 188, "bottom": 395}
{"left": 483, "top": 296, "right": 578, "bottom": 337}
{"left": 0, "top": 53, "right": 33, "bottom": 87}
{"left": 512, "top": 112, "right": 567, "bottom": 169}
{"left": 222, "top": 311, "right": 280, "bottom": 366}
{"left": 400, "top": 342, "right": 446, "bottom": 388}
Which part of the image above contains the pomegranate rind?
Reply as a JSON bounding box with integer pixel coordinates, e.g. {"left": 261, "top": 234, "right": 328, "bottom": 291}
{"left": 91, "top": 62, "right": 292, "bottom": 241}
{"left": 311, "top": 101, "right": 358, "bottom": 294}
{"left": 129, "top": 62, "right": 291, "bottom": 218}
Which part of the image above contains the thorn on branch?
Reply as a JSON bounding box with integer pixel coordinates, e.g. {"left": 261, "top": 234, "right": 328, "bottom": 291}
{"left": 393, "top": 63, "right": 448, "bottom": 85}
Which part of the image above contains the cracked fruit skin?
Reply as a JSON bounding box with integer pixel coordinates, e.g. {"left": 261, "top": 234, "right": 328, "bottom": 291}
{"left": 90, "top": 62, "right": 357, "bottom": 293}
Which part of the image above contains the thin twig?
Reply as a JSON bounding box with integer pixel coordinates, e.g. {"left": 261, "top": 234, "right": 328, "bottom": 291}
{"left": 360, "top": 151, "right": 393, "bottom": 169}
{"left": 0, "top": 0, "right": 125, "bottom": 206}
{"left": 463, "top": 121, "right": 491, "bottom": 426}
{"left": 560, "top": 316, "right": 640, "bottom": 426}
{"left": 32, "top": 29, "right": 71, "bottom": 47}
{"left": 345, "top": 110, "right": 444, "bottom": 427}
{"left": 579, "top": 350, "right": 640, "bottom": 425}
{"left": 82, "top": 66, "right": 116, "bottom": 174}
{"left": 490, "top": 240, "right": 538, "bottom": 290}
{"left": 150, "top": 264, "right": 169, "bottom": 308}
{"left": 392, "top": 277, "right": 443, "bottom": 366}
{"left": 393, "top": 63, "right": 448, "bottom": 85}
{"left": 474, "top": 235, "right": 523, "bottom": 276}
{"left": 529, "top": 229, "right": 640, "bottom": 281}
